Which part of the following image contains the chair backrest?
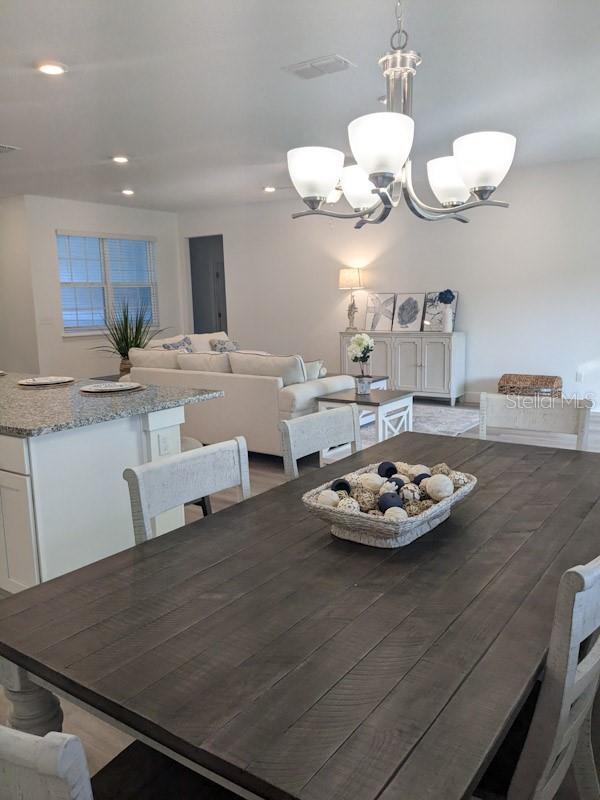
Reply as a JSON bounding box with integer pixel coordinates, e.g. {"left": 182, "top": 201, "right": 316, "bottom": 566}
{"left": 479, "top": 393, "right": 591, "bottom": 450}
{"left": 508, "top": 555, "right": 600, "bottom": 800}
{"left": 123, "top": 436, "right": 251, "bottom": 543}
{"left": 279, "top": 405, "right": 362, "bottom": 480}
{"left": 0, "top": 727, "right": 93, "bottom": 800}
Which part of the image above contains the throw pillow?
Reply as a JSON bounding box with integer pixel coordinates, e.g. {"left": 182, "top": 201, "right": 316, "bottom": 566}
{"left": 211, "top": 338, "right": 240, "bottom": 353}
{"left": 162, "top": 336, "right": 193, "bottom": 353}
{"left": 305, "top": 360, "right": 324, "bottom": 381}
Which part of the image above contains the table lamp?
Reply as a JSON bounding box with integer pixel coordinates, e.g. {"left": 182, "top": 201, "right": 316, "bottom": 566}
{"left": 338, "top": 267, "right": 363, "bottom": 331}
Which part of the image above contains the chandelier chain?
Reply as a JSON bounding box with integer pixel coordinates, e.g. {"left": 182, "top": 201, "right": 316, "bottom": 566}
{"left": 391, "top": 0, "right": 408, "bottom": 50}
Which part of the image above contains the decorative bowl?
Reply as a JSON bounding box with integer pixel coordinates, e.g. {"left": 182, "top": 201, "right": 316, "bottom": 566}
{"left": 302, "top": 462, "right": 477, "bottom": 549}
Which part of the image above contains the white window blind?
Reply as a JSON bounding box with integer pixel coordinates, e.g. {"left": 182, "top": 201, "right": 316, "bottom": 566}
{"left": 57, "top": 234, "right": 159, "bottom": 330}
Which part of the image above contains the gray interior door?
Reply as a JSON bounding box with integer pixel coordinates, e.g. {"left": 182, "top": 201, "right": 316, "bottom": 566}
{"left": 189, "top": 235, "right": 227, "bottom": 333}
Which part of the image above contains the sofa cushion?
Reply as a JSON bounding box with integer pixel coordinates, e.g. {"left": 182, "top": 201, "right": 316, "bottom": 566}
{"left": 305, "top": 360, "right": 324, "bottom": 381}
{"left": 279, "top": 374, "right": 355, "bottom": 414}
{"left": 177, "top": 352, "right": 232, "bottom": 373}
{"left": 188, "top": 332, "right": 229, "bottom": 352}
{"left": 129, "top": 347, "right": 180, "bottom": 369}
{"left": 229, "top": 352, "right": 306, "bottom": 387}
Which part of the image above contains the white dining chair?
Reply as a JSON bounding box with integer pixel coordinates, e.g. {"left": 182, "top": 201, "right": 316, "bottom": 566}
{"left": 479, "top": 393, "right": 591, "bottom": 451}
{"left": 0, "top": 726, "right": 239, "bottom": 799}
{"left": 279, "top": 405, "right": 362, "bottom": 480}
{"left": 123, "top": 436, "right": 251, "bottom": 544}
{"left": 475, "top": 555, "right": 600, "bottom": 800}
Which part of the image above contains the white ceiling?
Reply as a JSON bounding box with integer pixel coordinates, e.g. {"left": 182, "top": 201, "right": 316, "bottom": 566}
{"left": 0, "top": 0, "right": 599, "bottom": 211}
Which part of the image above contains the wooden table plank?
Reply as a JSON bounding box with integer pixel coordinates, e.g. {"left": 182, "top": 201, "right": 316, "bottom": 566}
{"left": 1, "top": 433, "right": 597, "bottom": 800}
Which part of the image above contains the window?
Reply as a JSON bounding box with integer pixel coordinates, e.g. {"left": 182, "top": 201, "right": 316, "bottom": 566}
{"left": 57, "top": 233, "right": 159, "bottom": 331}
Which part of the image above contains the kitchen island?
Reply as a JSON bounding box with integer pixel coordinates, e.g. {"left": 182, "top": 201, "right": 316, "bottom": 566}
{"left": 0, "top": 374, "right": 223, "bottom": 592}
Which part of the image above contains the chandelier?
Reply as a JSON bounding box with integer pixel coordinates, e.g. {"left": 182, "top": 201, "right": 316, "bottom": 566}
{"left": 287, "top": 1, "right": 516, "bottom": 229}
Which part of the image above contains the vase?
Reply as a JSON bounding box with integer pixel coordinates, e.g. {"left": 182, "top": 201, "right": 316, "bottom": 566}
{"left": 119, "top": 357, "right": 131, "bottom": 376}
{"left": 442, "top": 305, "right": 454, "bottom": 333}
{"left": 355, "top": 375, "right": 373, "bottom": 395}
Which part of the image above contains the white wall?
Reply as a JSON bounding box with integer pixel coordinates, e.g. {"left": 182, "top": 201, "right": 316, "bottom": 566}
{"left": 0, "top": 197, "right": 40, "bottom": 373}
{"left": 179, "top": 158, "right": 600, "bottom": 401}
{"left": 21, "top": 196, "right": 185, "bottom": 377}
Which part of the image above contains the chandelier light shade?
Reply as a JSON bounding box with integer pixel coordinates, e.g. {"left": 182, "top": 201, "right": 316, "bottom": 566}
{"left": 348, "top": 112, "right": 414, "bottom": 184}
{"left": 426, "top": 156, "right": 470, "bottom": 206}
{"left": 287, "top": 147, "right": 344, "bottom": 206}
{"left": 453, "top": 132, "right": 517, "bottom": 197}
{"left": 326, "top": 186, "right": 343, "bottom": 204}
{"left": 341, "top": 165, "right": 378, "bottom": 211}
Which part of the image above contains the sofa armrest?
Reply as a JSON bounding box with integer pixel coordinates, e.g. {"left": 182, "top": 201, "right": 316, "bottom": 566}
{"left": 279, "top": 374, "right": 355, "bottom": 415}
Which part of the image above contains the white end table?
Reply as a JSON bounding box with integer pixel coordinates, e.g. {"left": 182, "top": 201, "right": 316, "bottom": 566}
{"left": 316, "top": 388, "right": 413, "bottom": 443}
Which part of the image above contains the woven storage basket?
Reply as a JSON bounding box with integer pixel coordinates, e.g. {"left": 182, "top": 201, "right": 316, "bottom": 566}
{"left": 302, "top": 463, "right": 477, "bottom": 549}
{"left": 498, "top": 373, "right": 562, "bottom": 398}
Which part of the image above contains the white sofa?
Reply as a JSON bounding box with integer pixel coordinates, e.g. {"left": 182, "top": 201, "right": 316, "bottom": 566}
{"left": 126, "top": 334, "right": 354, "bottom": 456}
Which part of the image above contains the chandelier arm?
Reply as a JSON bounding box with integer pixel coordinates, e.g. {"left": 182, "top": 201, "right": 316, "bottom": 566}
{"left": 291, "top": 204, "right": 381, "bottom": 222}
{"left": 354, "top": 203, "right": 394, "bottom": 229}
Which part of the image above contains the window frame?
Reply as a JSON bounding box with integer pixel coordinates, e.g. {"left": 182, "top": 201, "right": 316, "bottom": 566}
{"left": 57, "top": 231, "right": 159, "bottom": 335}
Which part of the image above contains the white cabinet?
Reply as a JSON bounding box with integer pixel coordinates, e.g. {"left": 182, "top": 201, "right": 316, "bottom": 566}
{"left": 340, "top": 331, "right": 466, "bottom": 405}
{"left": 0, "top": 470, "right": 39, "bottom": 592}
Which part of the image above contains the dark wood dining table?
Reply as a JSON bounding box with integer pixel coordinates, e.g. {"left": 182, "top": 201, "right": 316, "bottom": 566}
{"left": 1, "top": 432, "right": 599, "bottom": 800}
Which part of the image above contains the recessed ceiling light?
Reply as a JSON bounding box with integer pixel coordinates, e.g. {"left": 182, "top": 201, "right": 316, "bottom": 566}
{"left": 263, "top": 186, "right": 276, "bottom": 193}
{"left": 121, "top": 188, "right": 134, "bottom": 196}
{"left": 112, "top": 155, "right": 129, "bottom": 164}
{"left": 38, "top": 62, "right": 68, "bottom": 76}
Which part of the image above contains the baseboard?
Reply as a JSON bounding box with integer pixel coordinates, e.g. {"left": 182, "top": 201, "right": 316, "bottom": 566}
{"left": 463, "top": 392, "right": 481, "bottom": 405}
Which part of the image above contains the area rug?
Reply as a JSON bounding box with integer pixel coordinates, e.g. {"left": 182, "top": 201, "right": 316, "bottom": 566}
{"left": 360, "top": 402, "right": 479, "bottom": 447}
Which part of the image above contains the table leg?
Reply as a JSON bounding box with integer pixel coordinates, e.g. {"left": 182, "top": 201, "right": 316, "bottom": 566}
{"left": 407, "top": 400, "right": 413, "bottom": 431}
{"left": 376, "top": 407, "right": 386, "bottom": 442}
{"left": 0, "top": 657, "right": 63, "bottom": 735}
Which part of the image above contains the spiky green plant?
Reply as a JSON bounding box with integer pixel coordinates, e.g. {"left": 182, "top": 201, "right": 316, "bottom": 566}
{"left": 93, "top": 302, "right": 164, "bottom": 359}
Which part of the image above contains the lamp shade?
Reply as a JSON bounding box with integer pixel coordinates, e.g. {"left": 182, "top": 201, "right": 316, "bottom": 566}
{"left": 338, "top": 267, "right": 362, "bottom": 290}
{"left": 348, "top": 112, "right": 414, "bottom": 179}
{"left": 287, "top": 146, "right": 344, "bottom": 200}
{"left": 426, "top": 156, "right": 470, "bottom": 205}
{"left": 453, "top": 132, "right": 516, "bottom": 190}
{"left": 340, "top": 165, "right": 378, "bottom": 211}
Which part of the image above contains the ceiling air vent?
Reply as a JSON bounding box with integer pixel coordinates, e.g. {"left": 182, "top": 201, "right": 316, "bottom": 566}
{"left": 0, "top": 144, "right": 20, "bottom": 155}
{"left": 283, "top": 54, "right": 355, "bottom": 80}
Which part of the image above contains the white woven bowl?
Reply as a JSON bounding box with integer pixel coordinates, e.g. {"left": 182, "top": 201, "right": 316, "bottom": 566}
{"left": 302, "top": 463, "right": 477, "bottom": 548}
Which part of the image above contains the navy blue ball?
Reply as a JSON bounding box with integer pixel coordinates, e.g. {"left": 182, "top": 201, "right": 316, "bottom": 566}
{"left": 389, "top": 476, "right": 406, "bottom": 490}
{"left": 378, "top": 492, "right": 405, "bottom": 513}
{"left": 377, "top": 461, "right": 396, "bottom": 479}
{"left": 413, "top": 473, "right": 430, "bottom": 486}
{"left": 331, "top": 478, "right": 352, "bottom": 495}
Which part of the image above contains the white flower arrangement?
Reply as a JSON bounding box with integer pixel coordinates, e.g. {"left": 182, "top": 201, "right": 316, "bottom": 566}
{"left": 347, "top": 333, "right": 375, "bottom": 375}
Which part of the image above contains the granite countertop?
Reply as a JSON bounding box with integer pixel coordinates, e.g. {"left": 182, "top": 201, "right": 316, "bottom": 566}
{"left": 0, "top": 373, "right": 223, "bottom": 437}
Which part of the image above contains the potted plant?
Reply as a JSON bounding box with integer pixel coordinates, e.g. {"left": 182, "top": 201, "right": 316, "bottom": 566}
{"left": 94, "top": 302, "right": 163, "bottom": 375}
{"left": 347, "top": 333, "right": 375, "bottom": 395}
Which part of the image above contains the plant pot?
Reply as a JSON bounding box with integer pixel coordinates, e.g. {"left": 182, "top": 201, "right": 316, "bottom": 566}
{"left": 442, "top": 305, "right": 454, "bottom": 333}
{"left": 355, "top": 375, "right": 373, "bottom": 395}
{"left": 119, "top": 357, "right": 131, "bottom": 376}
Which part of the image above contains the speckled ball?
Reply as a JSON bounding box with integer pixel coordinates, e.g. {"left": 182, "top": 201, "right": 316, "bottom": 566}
{"left": 384, "top": 506, "right": 408, "bottom": 522}
{"left": 378, "top": 492, "right": 405, "bottom": 513}
{"left": 407, "top": 464, "right": 431, "bottom": 480}
{"left": 338, "top": 497, "right": 361, "bottom": 514}
{"left": 419, "top": 499, "right": 434, "bottom": 512}
{"left": 336, "top": 490, "right": 350, "bottom": 501}
{"left": 424, "top": 474, "right": 454, "bottom": 502}
{"left": 404, "top": 501, "right": 422, "bottom": 517}
{"left": 395, "top": 461, "right": 411, "bottom": 475}
{"left": 343, "top": 473, "right": 363, "bottom": 491}
{"left": 400, "top": 482, "right": 420, "bottom": 503}
{"left": 317, "top": 489, "right": 339, "bottom": 507}
{"left": 377, "top": 461, "right": 397, "bottom": 479}
{"left": 450, "top": 470, "right": 470, "bottom": 488}
{"left": 431, "top": 462, "right": 452, "bottom": 476}
{"left": 331, "top": 478, "right": 352, "bottom": 495}
{"left": 351, "top": 487, "right": 377, "bottom": 512}
{"left": 391, "top": 473, "right": 410, "bottom": 486}
{"left": 379, "top": 480, "right": 400, "bottom": 496}
{"left": 368, "top": 509, "right": 384, "bottom": 517}
{"left": 359, "top": 472, "right": 387, "bottom": 492}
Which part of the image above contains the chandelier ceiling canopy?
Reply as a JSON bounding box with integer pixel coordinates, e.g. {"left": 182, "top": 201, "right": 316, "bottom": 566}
{"left": 287, "top": 1, "right": 516, "bottom": 229}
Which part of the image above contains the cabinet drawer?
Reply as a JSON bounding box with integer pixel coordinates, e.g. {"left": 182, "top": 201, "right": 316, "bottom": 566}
{"left": 0, "top": 435, "right": 30, "bottom": 475}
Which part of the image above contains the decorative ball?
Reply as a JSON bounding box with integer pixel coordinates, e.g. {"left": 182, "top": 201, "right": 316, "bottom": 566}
{"left": 412, "top": 473, "right": 430, "bottom": 486}
{"left": 384, "top": 506, "right": 408, "bottom": 522}
{"left": 404, "top": 501, "right": 422, "bottom": 517}
{"left": 378, "top": 492, "right": 405, "bottom": 513}
{"left": 425, "top": 474, "right": 454, "bottom": 502}
{"left": 391, "top": 473, "right": 409, "bottom": 486}
{"left": 317, "top": 489, "right": 339, "bottom": 507}
{"left": 368, "top": 509, "right": 384, "bottom": 517}
{"left": 343, "top": 473, "right": 362, "bottom": 491}
{"left": 331, "top": 478, "right": 352, "bottom": 495}
{"left": 450, "top": 470, "right": 469, "bottom": 488}
{"left": 338, "top": 497, "right": 361, "bottom": 514}
{"left": 379, "top": 480, "right": 400, "bottom": 496}
{"left": 395, "top": 461, "right": 411, "bottom": 475}
{"left": 377, "top": 461, "right": 397, "bottom": 479}
{"left": 419, "top": 483, "right": 429, "bottom": 500}
{"left": 336, "top": 490, "right": 350, "bottom": 500}
{"left": 419, "top": 499, "right": 435, "bottom": 512}
{"left": 400, "top": 483, "right": 420, "bottom": 503}
{"left": 407, "top": 464, "right": 431, "bottom": 480}
{"left": 431, "top": 462, "right": 452, "bottom": 476}
{"left": 358, "top": 473, "right": 385, "bottom": 492}
{"left": 351, "top": 487, "right": 377, "bottom": 512}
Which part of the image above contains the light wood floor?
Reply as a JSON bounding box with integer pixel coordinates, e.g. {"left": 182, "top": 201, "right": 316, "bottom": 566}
{"left": 2, "top": 405, "right": 600, "bottom": 781}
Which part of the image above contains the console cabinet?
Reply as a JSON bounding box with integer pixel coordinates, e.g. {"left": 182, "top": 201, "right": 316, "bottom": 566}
{"left": 340, "top": 331, "right": 466, "bottom": 405}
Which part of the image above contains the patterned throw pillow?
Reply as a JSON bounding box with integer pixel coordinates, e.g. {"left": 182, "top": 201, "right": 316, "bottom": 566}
{"left": 210, "top": 339, "right": 240, "bottom": 353}
{"left": 162, "top": 336, "right": 193, "bottom": 353}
